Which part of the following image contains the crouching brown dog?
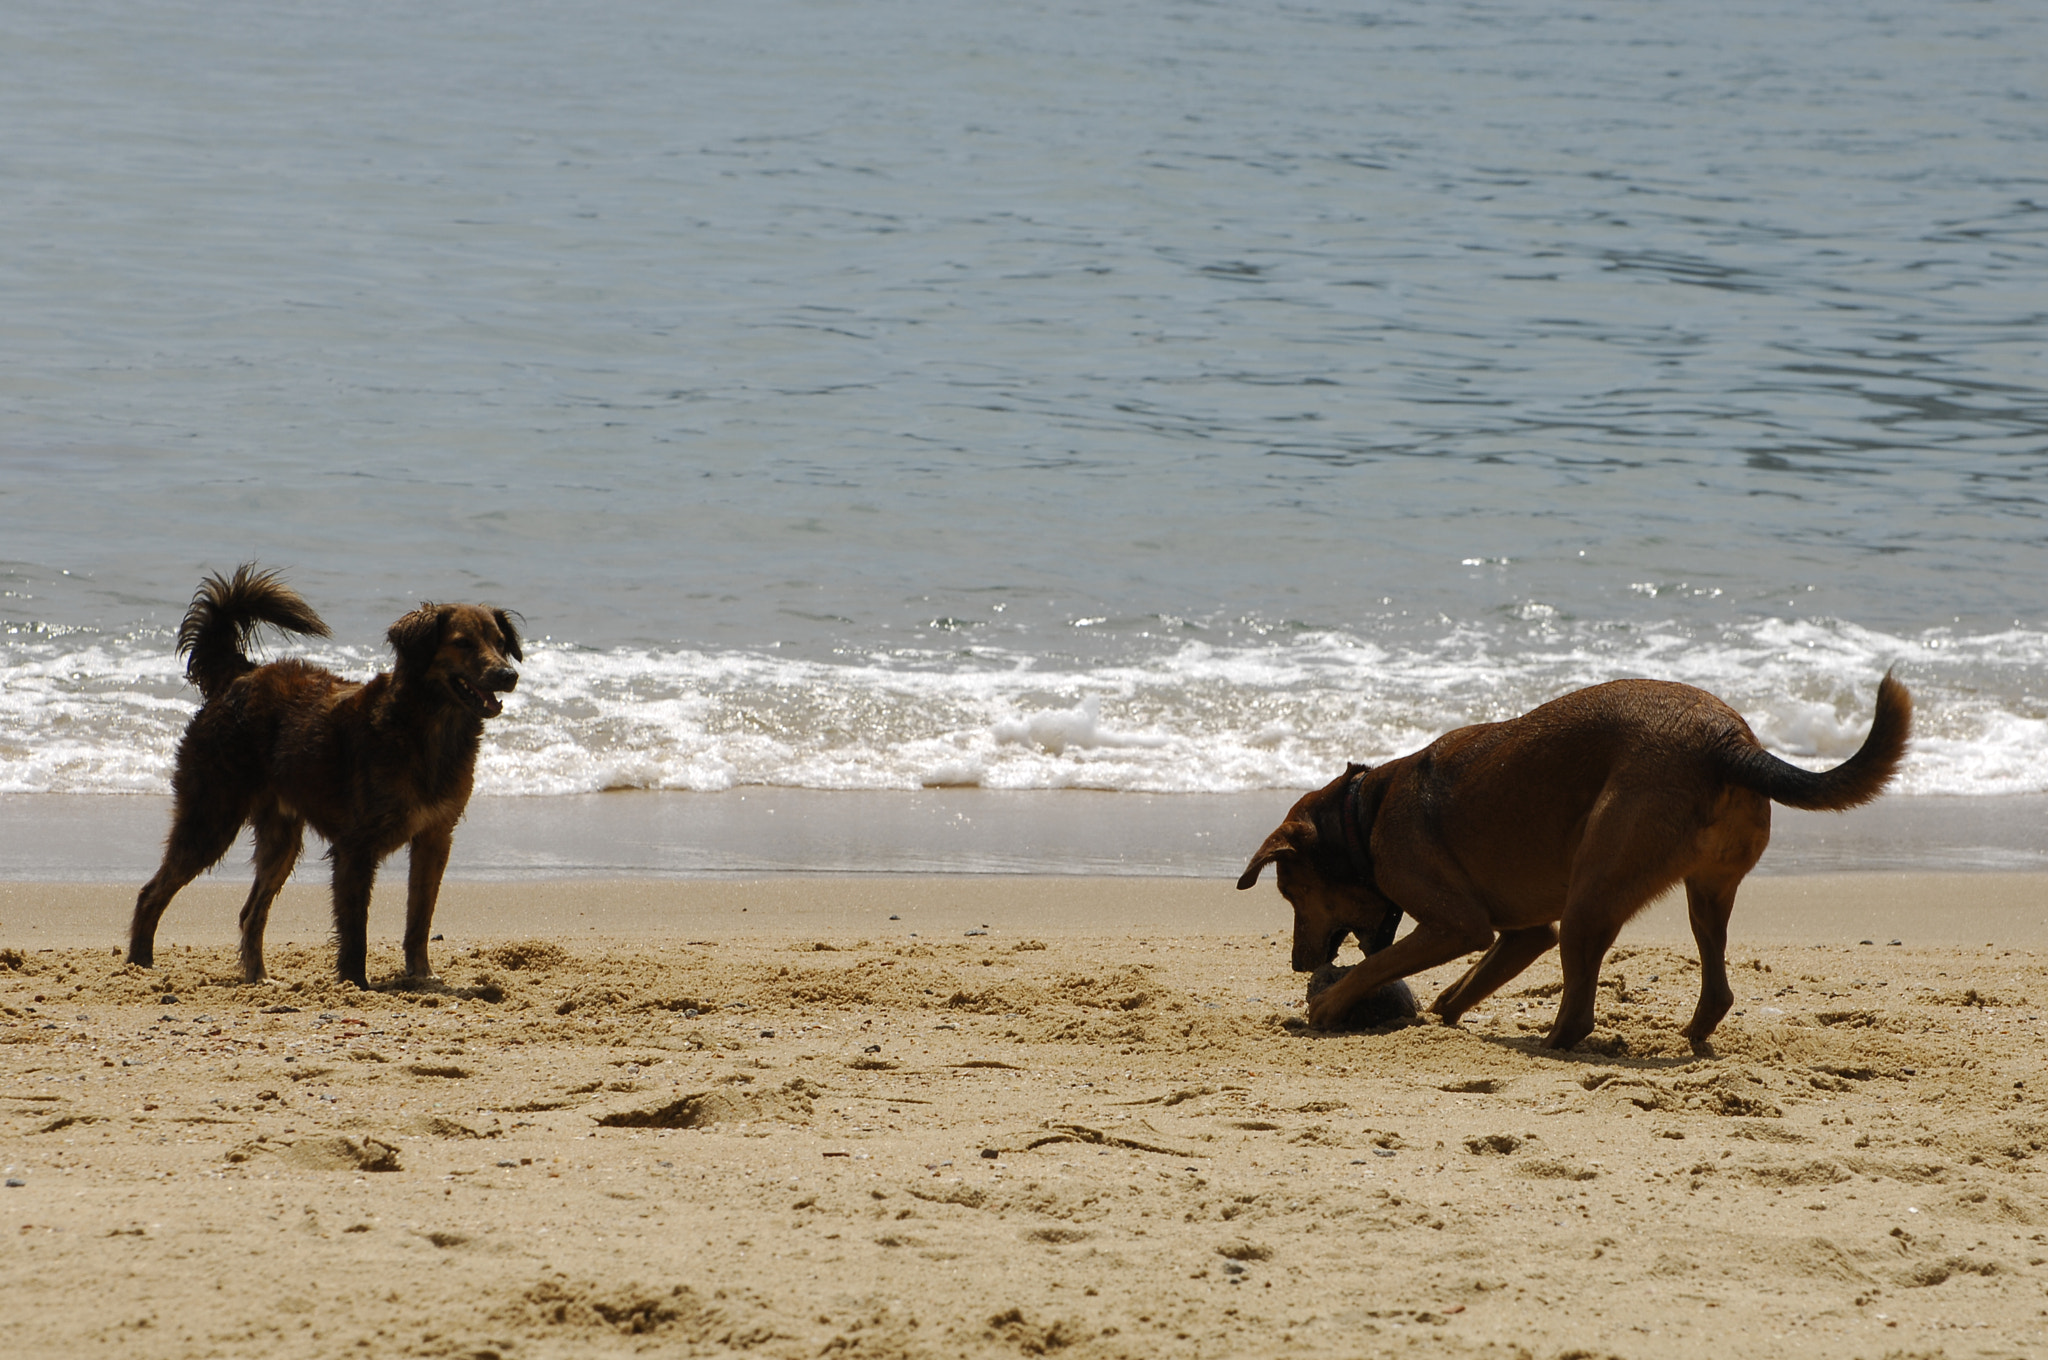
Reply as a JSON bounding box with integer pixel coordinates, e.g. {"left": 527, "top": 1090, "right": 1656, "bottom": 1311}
{"left": 1239, "top": 674, "right": 1910, "bottom": 1050}
{"left": 128, "top": 565, "right": 521, "bottom": 989}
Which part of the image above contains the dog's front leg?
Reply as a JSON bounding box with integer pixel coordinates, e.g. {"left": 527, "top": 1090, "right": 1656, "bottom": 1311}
{"left": 404, "top": 825, "right": 453, "bottom": 980}
{"left": 330, "top": 847, "right": 380, "bottom": 990}
{"left": 1307, "top": 920, "right": 1489, "bottom": 1030}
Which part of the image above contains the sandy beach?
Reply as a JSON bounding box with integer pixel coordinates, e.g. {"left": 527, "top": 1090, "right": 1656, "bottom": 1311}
{"left": 4, "top": 873, "right": 2046, "bottom": 1359}
{"left": 10, "top": 1, "right": 2046, "bottom": 1355}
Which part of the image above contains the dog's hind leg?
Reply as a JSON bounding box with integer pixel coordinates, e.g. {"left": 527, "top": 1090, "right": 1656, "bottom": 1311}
{"left": 1549, "top": 905, "right": 1637, "bottom": 1051}
{"left": 128, "top": 793, "right": 247, "bottom": 968}
{"left": 237, "top": 803, "right": 304, "bottom": 983}
{"left": 402, "top": 824, "right": 453, "bottom": 981}
{"left": 328, "top": 846, "right": 380, "bottom": 990}
{"left": 1679, "top": 789, "right": 1768, "bottom": 1045}
{"left": 1679, "top": 873, "right": 1743, "bottom": 1044}
{"left": 1430, "top": 923, "right": 1558, "bottom": 1025}
{"left": 1548, "top": 820, "right": 1690, "bottom": 1049}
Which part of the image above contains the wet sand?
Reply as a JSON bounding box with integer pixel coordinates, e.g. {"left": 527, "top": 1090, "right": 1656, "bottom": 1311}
{"left": 8, "top": 790, "right": 2048, "bottom": 880}
{"left": 5, "top": 874, "right": 2047, "bottom": 1358}
{"left": 6, "top": 871, "right": 2048, "bottom": 952}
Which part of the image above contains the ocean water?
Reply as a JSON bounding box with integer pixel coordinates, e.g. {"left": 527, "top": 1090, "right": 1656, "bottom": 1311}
{"left": 4, "top": 1, "right": 2046, "bottom": 808}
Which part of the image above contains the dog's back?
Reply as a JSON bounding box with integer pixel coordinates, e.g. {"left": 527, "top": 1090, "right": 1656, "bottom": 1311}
{"left": 1392, "top": 675, "right": 1909, "bottom": 838}
{"left": 1365, "top": 676, "right": 1909, "bottom": 910}
{"left": 175, "top": 657, "right": 360, "bottom": 801}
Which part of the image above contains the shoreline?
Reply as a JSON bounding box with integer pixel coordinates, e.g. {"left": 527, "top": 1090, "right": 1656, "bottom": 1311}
{"left": 4, "top": 788, "right": 2046, "bottom": 881}
{"left": 7, "top": 870, "right": 2047, "bottom": 953}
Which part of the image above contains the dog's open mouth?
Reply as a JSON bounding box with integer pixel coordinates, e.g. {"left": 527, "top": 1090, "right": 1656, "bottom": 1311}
{"left": 452, "top": 675, "right": 506, "bottom": 718}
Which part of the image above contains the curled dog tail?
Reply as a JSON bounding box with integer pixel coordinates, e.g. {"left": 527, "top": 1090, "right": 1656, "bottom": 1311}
{"left": 1719, "top": 671, "right": 1912, "bottom": 812}
{"left": 176, "top": 565, "right": 330, "bottom": 699}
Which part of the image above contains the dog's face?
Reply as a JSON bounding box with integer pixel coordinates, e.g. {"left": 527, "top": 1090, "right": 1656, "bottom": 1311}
{"left": 388, "top": 604, "right": 522, "bottom": 718}
{"left": 1239, "top": 793, "right": 1396, "bottom": 973}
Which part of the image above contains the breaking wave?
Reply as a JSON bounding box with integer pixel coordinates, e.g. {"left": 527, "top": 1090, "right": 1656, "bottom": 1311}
{"left": 4, "top": 614, "right": 2042, "bottom": 799}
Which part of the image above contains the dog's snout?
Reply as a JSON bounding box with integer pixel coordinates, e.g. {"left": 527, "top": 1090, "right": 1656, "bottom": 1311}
{"left": 485, "top": 665, "right": 517, "bottom": 693}
{"left": 1291, "top": 925, "right": 1345, "bottom": 974}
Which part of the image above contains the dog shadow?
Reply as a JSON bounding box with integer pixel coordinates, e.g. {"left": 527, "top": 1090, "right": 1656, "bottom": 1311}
{"left": 373, "top": 974, "right": 506, "bottom": 1004}
{"left": 1282, "top": 1012, "right": 1715, "bottom": 1070}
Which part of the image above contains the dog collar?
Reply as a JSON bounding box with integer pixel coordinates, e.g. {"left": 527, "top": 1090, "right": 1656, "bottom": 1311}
{"left": 1336, "top": 767, "right": 1403, "bottom": 954}
{"left": 1334, "top": 766, "right": 1377, "bottom": 888}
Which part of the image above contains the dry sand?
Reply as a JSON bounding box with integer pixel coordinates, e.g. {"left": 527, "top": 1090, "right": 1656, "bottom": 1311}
{"left": 5, "top": 875, "right": 2047, "bottom": 1359}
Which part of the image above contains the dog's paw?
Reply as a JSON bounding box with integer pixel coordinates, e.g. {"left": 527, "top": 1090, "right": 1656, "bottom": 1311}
{"left": 1305, "top": 964, "right": 1419, "bottom": 1031}
{"left": 1305, "top": 993, "right": 1342, "bottom": 1030}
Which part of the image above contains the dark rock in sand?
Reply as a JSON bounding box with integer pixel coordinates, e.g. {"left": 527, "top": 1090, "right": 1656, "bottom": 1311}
{"left": 1305, "top": 964, "right": 1419, "bottom": 1030}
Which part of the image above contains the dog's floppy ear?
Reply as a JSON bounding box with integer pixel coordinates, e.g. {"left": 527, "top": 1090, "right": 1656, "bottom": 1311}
{"left": 387, "top": 603, "right": 448, "bottom": 676}
{"left": 1237, "top": 819, "right": 1316, "bottom": 890}
{"left": 491, "top": 608, "right": 524, "bottom": 662}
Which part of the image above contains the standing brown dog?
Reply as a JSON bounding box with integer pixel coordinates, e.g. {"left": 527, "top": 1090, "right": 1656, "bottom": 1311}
{"left": 128, "top": 566, "right": 522, "bottom": 989}
{"left": 1239, "top": 675, "right": 1910, "bottom": 1050}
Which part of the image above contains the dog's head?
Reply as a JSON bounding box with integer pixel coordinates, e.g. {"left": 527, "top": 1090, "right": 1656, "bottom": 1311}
{"left": 1238, "top": 772, "right": 1397, "bottom": 973}
{"left": 388, "top": 603, "right": 523, "bottom": 719}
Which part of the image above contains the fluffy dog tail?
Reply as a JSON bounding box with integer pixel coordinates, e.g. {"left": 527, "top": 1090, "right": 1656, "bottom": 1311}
{"left": 176, "top": 565, "right": 330, "bottom": 700}
{"left": 1719, "top": 671, "right": 1912, "bottom": 811}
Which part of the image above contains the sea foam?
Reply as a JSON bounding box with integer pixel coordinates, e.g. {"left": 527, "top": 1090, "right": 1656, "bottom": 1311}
{"left": 3, "top": 617, "right": 2043, "bottom": 798}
